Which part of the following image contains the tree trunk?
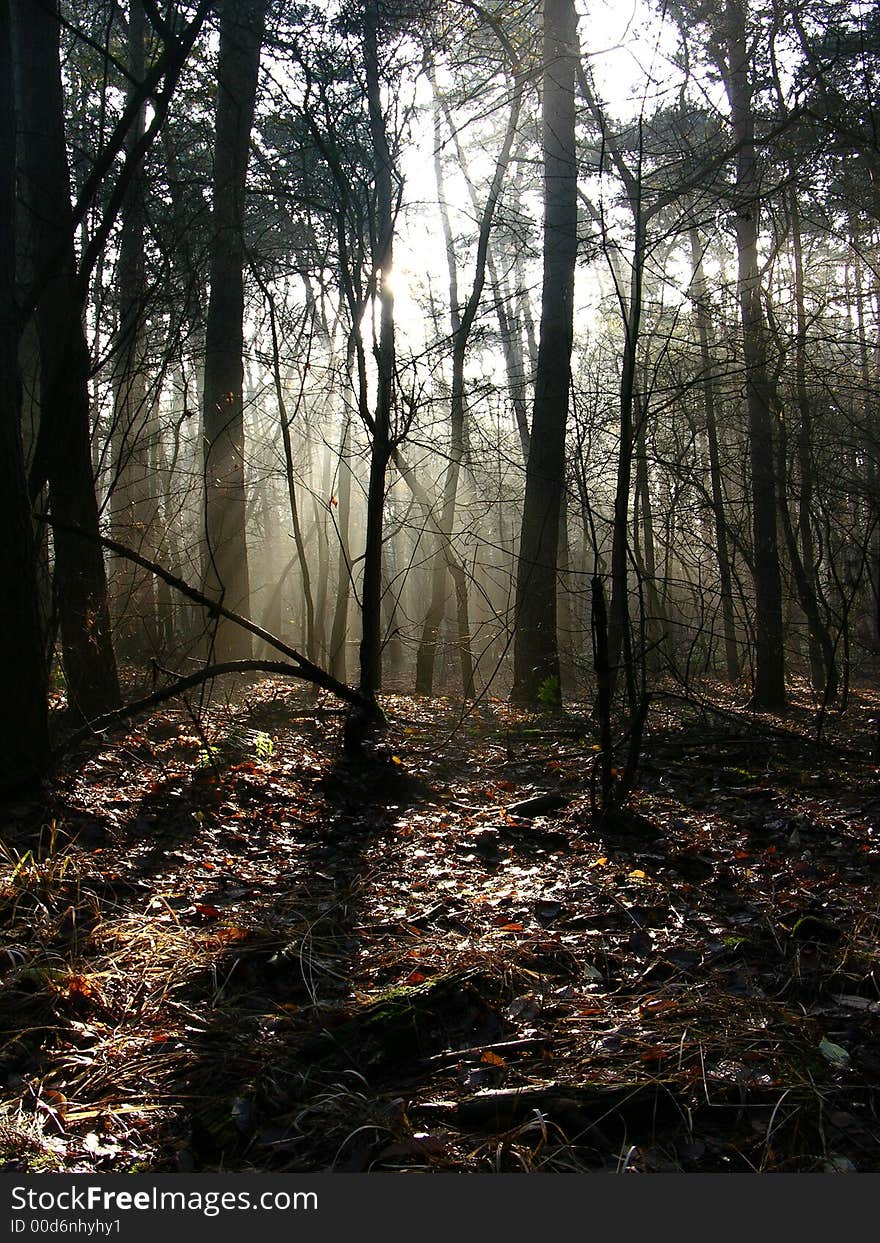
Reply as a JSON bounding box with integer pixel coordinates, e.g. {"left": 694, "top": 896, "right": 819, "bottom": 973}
{"left": 511, "top": 0, "right": 578, "bottom": 707}
{"left": 202, "top": 0, "right": 266, "bottom": 660}
{"left": 110, "top": 0, "right": 159, "bottom": 659}
{"left": 852, "top": 228, "right": 880, "bottom": 650}
{"left": 786, "top": 185, "right": 835, "bottom": 696}
{"left": 633, "top": 398, "right": 663, "bottom": 651}
{"left": 721, "top": 0, "right": 785, "bottom": 709}
{"left": 264, "top": 288, "right": 317, "bottom": 663}
{"left": 605, "top": 201, "right": 645, "bottom": 708}
{"left": 688, "top": 225, "right": 740, "bottom": 682}
{"left": 13, "top": 0, "right": 121, "bottom": 721}
{"left": 416, "top": 67, "right": 520, "bottom": 698}
{"left": 329, "top": 348, "right": 355, "bottom": 682}
{"left": 0, "top": 0, "right": 49, "bottom": 790}
{"left": 358, "top": 0, "right": 395, "bottom": 700}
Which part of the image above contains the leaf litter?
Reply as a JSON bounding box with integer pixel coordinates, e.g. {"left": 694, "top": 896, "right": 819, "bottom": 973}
{"left": 2, "top": 679, "right": 880, "bottom": 1172}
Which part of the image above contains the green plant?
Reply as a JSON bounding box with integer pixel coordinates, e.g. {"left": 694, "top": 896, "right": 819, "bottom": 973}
{"left": 253, "top": 730, "right": 274, "bottom": 759}
{"left": 197, "top": 728, "right": 273, "bottom": 768}
{"left": 537, "top": 674, "right": 561, "bottom": 709}
{"left": 196, "top": 744, "right": 224, "bottom": 769}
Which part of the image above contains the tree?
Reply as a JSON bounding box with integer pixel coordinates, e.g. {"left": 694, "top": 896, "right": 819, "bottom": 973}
{"left": 511, "top": 0, "right": 578, "bottom": 707}
{"left": 202, "top": 0, "right": 268, "bottom": 661}
{"left": 687, "top": 222, "right": 741, "bottom": 683}
{"left": 109, "top": 0, "right": 161, "bottom": 660}
{"left": 358, "top": 0, "right": 398, "bottom": 700}
{"left": 12, "top": 0, "right": 121, "bottom": 720}
{"left": 415, "top": 35, "right": 524, "bottom": 699}
{"left": 0, "top": 0, "right": 49, "bottom": 791}
{"left": 718, "top": 0, "right": 786, "bottom": 709}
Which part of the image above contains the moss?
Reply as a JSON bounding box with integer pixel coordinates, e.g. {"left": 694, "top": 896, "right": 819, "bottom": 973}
{"left": 305, "top": 969, "right": 485, "bottom": 1071}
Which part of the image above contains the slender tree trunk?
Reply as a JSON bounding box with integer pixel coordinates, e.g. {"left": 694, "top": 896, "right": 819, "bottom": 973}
{"left": 202, "top": 0, "right": 266, "bottom": 659}
{"left": 313, "top": 438, "right": 333, "bottom": 665}
{"left": 329, "top": 348, "right": 355, "bottom": 682}
{"left": 264, "top": 290, "right": 317, "bottom": 662}
{"left": 557, "top": 488, "right": 576, "bottom": 692}
{"left": 110, "top": 0, "right": 159, "bottom": 659}
{"left": 605, "top": 202, "right": 645, "bottom": 706}
{"left": 13, "top": 0, "right": 121, "bottom": 720}
{"left": 511, "top": 0, "right": 578, "bottom": 707}
{"left": 359, "top": 0, "right": 395, "bottom": 700}
{"left": 787, "top": 185, "right": 834, "bottom": 694}
{"left": 490, "top": 254, "right": 532, "bottom": 462}
{"left": 415, "top": 77, "right": 463, "bottom": 696}
{"left": 634, "top": 399, "right": 663, "bottom": 647}
{"left": 416, "top": 67, "right": 520, "bottom": 697}
{"left": 721, "top": 0, "right": 785, "bottom": 709}
{"left": 852, "top": 230, "right": 880, "bottom": 649}
{"left": 774, "top": 414, "right": 839, "bottom": 703}
{"left": 688, "top": 225, "right": 740, "bottom": 681}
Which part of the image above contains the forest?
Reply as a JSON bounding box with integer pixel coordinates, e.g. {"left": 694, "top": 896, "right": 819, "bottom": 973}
{"left": 1, "top": 0, "right": 880, "bottom": 1176}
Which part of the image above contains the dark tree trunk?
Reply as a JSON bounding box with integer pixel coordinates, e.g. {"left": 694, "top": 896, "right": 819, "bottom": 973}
{"left": 721, "top": 0, "right": 786, "bottom": 710}
{"left": 202, "top": 0, "right": 266, "bottom": 659}
{"left": 359, "top": 0, "right": 395, "bottom": 701}
{"left": 0, "top": 0, "right": 49, "bottom": 790}
{"left": 773, "top": 186, "right": 836, "bottom": 699}
{"left": 511, "top": 0, "right": 578, "bottom": 707}
{"left": 633, "top": 398, "right": 664, "bottom": 650}
{"left": 13, "top": 0, "right": 121, "bottom": 720}
{"left": 851, "top": 232, "right": 880, "bottom": 651}
{"left": 605, "top": 201, "right": 645, "bottom": 707}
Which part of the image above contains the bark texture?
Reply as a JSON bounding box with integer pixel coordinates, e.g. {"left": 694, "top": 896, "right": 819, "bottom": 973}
{"left": 13, "top": 0, "right": 121, "bottom": 720}
{"left": 511, "top": 0, "right": 578, "bottom": 706}
{"left": 202, "top": 0, "right": 267, "bottom": 659}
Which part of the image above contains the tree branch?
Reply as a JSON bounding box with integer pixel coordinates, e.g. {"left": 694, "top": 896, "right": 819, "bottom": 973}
{"left": 34, "top": 513, "right": 373, "bottom": 713}
{"left": 58, "top": 660, "right": 323, "bottom": 755}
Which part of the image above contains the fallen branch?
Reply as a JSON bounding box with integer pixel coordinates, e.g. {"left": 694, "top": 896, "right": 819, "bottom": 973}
{"left": 35, "top": 514, "right": 375, "bottom": 716}
{"left": 57, "top": 660, "right": 321, "bottom": 755}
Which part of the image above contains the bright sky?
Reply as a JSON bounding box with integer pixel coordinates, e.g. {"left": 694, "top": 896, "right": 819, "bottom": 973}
{"left": 388, "top": 0, "right": 686, "bottom": 349}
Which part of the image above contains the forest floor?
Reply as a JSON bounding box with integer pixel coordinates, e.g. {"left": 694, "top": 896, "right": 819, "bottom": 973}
{"left": 2, "top": 678, "right": 880, "bottom": 1174}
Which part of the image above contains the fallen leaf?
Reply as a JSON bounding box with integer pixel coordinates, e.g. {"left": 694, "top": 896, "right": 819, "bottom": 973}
{"left": 640, "top": 997, "right": 678, "bottom": 1015}
{"left": 832, "top": 994, "right": 880, "bottom": 1013}
{"left": 819, "top": 1037, "right": 850, "bottom": 1068}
